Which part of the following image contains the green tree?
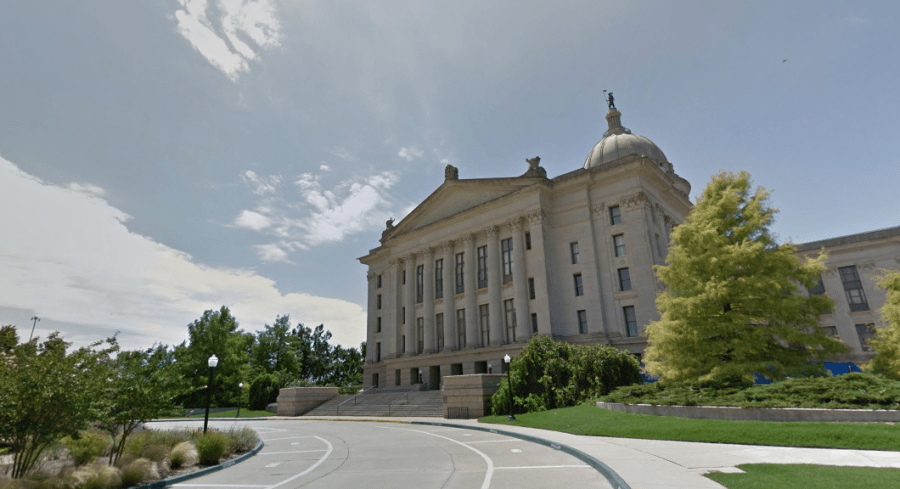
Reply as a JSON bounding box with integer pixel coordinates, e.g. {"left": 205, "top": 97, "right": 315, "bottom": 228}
{"left": 174, "top": 306, "right": 251, "bottom": 407}
{"left": 644, "top": 171, "right": 847, "bottom": 382}
{"left": 101, "top": 344, "right": 184, "bottom": 464}
{"left": 867, "top": 270, "right": 900, "bottom": 379}
{"left": 250, "top": 314, "right": 301, "bottom": 381}
{"left": 0, "top": 327, "right": 117, "bottom": 478}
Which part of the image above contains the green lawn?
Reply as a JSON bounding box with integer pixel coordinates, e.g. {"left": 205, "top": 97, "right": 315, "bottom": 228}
{"left": 706, "top": 464, "right": 900, "bottom": 489}
{"left": 185, "top": 408, "right": 271, "bottom": 418}
{"left": 480, "top": 404, "right": 900, "bottom": 451}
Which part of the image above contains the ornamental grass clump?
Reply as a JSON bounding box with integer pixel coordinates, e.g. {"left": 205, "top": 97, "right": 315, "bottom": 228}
{"left": 224, "top": 427, "right": 257, "bottom": 454}
{"left": 194, "top": 433, "right": 228, "bottom": 466}
{"left": 168, "top": 441, "right": 198, "bottom": 470}
{"left": 70, "top": 464, "right": 121, "bottom": 489}
{"left": 119, "top": 458, "right": 158, "bottom": 488}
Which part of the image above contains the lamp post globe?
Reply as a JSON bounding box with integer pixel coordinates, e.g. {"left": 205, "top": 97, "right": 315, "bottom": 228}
{"left": 203, "top": 354, "right": 219, "bottom": 434}
{"left": 504, "top": 354, "right": 515, "bottom": 421}
{"left": 237, "top": 382, "right": 244, "bottom": 418}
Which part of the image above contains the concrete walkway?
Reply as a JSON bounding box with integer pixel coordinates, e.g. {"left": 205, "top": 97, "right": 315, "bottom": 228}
{"left": 289, "top": 416, "right": 900, "bottom": 489}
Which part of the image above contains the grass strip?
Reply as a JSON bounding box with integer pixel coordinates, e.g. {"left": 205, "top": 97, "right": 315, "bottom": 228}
{"left": 480, "top": 404, "right": 900, "bottom": 451}
{"left": 186, "top": 409, "right": 271, "bottom": 418}
{"left": 705, "top": 464, "right": 900, "bottom": 489}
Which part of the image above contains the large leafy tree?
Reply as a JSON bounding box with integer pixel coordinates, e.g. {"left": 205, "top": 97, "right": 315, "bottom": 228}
{"left": 867, "top": 270, "right": 900, "bottom": 379}
{"left": 174, "top": 306, "right": 252, "bottom": 407}
{"left": 250, "top": 314, "right": 301, "bottom": 380}
{"left": 644, "top": 171, "right": 846, "bottom": 382}
{"left": 0, "top": 326, "right": 117, "bottom": 478}
{"left": 101, "top": 344, "right": 184, "bottom": 464}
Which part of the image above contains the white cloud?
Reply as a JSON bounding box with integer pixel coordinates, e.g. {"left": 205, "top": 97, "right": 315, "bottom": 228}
{"left": 240, "top": 170, "right": 281, "bottom": 195}
{"left": 0, "top": 155, "right": 365, "bottom": 350}
{"left": 398, "top": 146, "right": 424, "bottom": 161}
{"left": 254, "top": 243, "right": 290, "bottom": 263}
{"left": 319, "top": 164, "right": 330, "bottom": 171}
{"left": 331, "top": 148, "right": 354, "bottom": 161}
{"left": 174, "top": 0, "right": 282, "bottom": 81}
{"left": 233, "top": 209, "right": 271, "bottom": 230}
{"left": 66, "top": 182, "right": 106, "bottom": 198}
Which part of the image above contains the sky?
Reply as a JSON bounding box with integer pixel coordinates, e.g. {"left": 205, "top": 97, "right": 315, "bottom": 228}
{"left": 2, "top": 0, "right": 898, "bottom": 351}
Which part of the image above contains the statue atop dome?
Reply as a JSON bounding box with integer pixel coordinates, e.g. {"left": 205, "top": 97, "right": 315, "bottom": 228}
{"left": 606, "top": 91, "right": 615, "bottom": 109}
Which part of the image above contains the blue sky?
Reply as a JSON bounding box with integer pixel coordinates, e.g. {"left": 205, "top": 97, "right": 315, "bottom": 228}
{"left": 2, "top": 0, "right": 898, "bottom": 350}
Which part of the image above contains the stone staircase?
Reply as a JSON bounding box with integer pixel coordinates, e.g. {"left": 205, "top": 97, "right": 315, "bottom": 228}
{"left": 303, "top": 385, "right": 444, "bottom": 417}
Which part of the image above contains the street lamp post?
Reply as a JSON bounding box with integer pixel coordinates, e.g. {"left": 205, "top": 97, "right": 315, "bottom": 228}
{"left": 504, "top": 354, "right": 515, "bottom": 421}
{"left": 203, "top": 355, "right": 219, "bottom": 434}
{"left": 237, "top": 382, "right": 243, "bottom": 418}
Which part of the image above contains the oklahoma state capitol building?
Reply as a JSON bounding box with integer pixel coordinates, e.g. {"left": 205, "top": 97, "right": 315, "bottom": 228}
{"left": 359, "top": 104, "right": 900, "bottom": 390}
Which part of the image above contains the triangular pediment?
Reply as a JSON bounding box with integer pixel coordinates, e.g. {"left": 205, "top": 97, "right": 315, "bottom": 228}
{"left": 383, "top": 178, "right": 544, "bottom": 241}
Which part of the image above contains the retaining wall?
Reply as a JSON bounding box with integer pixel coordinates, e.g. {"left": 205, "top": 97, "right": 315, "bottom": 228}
{"left": 276, "top": 387, "right": 339, "bottom": 416}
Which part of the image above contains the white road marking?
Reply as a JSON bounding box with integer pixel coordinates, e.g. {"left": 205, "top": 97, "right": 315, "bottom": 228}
{"left": 174, "top": 485, "right": 268, "bottom": 488}
{"left": 265, "top": 463, "right": 280, "bottom": 468}
{"left": 262, "top": 436, "right": 314, "bottom": 442}
{"left": 291, "top": 442, "right": 299, "bottom": 445}
{"left": 258, "top": 450, "right": 327, "bottom": 455}
{"left": 511, "top": 449, "right": 522, "bottom": 453}
{"left": 465, "top": 439, "right": 520, "bottom": 444}
{"left": 379, "top": 427, "right": 493, "bottom": 489}
{"left": 494, "top": 465, "right": 591, "bottom": 470}
{"left": 265, "top": 436, "right": 334, "bottom": 489}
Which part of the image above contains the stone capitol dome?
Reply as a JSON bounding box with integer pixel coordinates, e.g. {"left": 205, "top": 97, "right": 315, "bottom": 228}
{"left": 583, "top": 107, "right": 673, "bottom": 174}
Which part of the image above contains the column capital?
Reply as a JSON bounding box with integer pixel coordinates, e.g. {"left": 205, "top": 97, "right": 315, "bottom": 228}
{"left": 367, "top": 272, "right": 377, "bottom": 282}
{"left": 406, "top": 253, "right": 418, "bottom": 263}
{"left": 621, "top": 191, "right": 649, "bottom": 208}
{"left": 440, "top": 240, "right": 455, "bottom": 252}
{"left": 484, "top": 225, "right": 500, "bottom": 238}
{"left": 528, "top": 210, "right": 546, "bottom": 225}
{"left": 507, "top": 217, "right": 525, "bottom": 231}
{"left": 420, "top": 247, "right": 435, "bottom": 259}
{"left": 460, "top": 233, "right": 476, "bottom": 244}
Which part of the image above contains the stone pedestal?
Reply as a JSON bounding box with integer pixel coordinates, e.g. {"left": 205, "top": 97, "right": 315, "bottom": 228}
{"left": 276, "top": 387, "right": 339, "bottom": 416}
{"left": 441, "top": 374, "right": 504, "bottom": 419}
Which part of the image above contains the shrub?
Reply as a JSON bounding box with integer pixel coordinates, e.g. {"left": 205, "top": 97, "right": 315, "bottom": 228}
{"left": 491, "top": 335, "right": 642, "bottom": 415}
{"left": 224, "top": 427, "right": 257, "bottom": 454}
{"left": 168, "top": 441, "right": 198, "bottom": 470}
{"left": 61, "top": 431, "right": 110, "bottom": 466}
{"left": 249, "top": 373, "right": 282, "bottom": 411}
{"left": 119, "top": 458, "right": 158, "bottom": 488}
{"left": 70, "top": 464, "right": 121, "bottom": 489}
{"left": 194, "top": 433, "right": 228, "bottom": 466}
{"left": 140, "top": 444, "right": 169, "bottom": 464}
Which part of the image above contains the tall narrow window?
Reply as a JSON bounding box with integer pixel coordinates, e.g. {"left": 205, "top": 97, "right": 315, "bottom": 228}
{"left": 417, "top": 317, "right": 424, "bottom": 354}
{"left": 525, "top": 232, "right": 532, "bottom": 250}
{"left": 376, "top": 316, "right": 382, "bottom": 333}
{"left": 402, "top": 307, "right": 405, "bottom": 324}
{"left": 531, "top": 313, "right": 538, "bottom": 334}
{"left": 528, "top": 277, "right": 536, "bottom": 300}
{"left": 479, "top": 304, "right": 490, "bottom": 347}
{"left": 435, "top": 259, "right": 443, "bottom": 299}
{"left": 436, "top": 313, "right": 444, "bottom": 352}
{"left": 570, "top": 242, "right": 580, "bottom": 264}
{"left": 808, "top": 275, "right": 826, "bottom": 296}
{"left": 504, "top": 299, "right": 516, "bottom": 344}
{"left": 455, "top": 252, "right": 465, "bottom": 294}
{"left": 624, "top": 306, "right": 637, "bottom": 337}
{"left": 416, "top": 265, "right": 424, "bottom": 303}
{"left": 839, "top": 265, "right": 868, "bottom": 311}
{"left": 577, "top": 310, "right": 587, "bottom": 334}
{"left": 375, "top": 342, "right": 381, "bottom": 362}
{"left": 574, "top": 273, "right": 584, "bottom": 296}
{"left": 377, "top": 274, "right": 382, "bottom": 288}
{"left": 613, "top": 234, "right": 626, "bottom": 257}
{"left": 501, "top": 238, "right": 513, "bottom": 284}
{"left": 457, "top": 309, "right": 466, "bottom": 348}
{"left": 401, "top": 335, "right": 405, "bottom": 353}
{"left": 618, "top": 268, "right": 631, "bottom": 291}
{"left": 609, "top": 205, "right": 622, "bottom": 225}
{"left": 856, "top": 323, "right": 876, "bottom": 351}
{"left": 376, "top": 294, "right": 382, "bottom": 310}
{"left": 403, "top": 270, "right": 406, "bottom": 284}
{"left": 477, "top": 246, "right": 488, "bottom": 289}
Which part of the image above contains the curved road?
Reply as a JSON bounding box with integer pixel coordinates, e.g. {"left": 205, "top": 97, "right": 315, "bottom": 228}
{"left": 154, "top": 419, "right": 614, "bottom": 489}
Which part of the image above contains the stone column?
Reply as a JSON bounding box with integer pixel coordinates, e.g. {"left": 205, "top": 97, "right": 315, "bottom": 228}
{"left": 462, "top": 233, "right": 479, "bottom": 349}
{"left": 404, "top": 254, "right": 417, "bottom": 356}
{"left": 441, "top": 241, "right": 457, "bottom": 350}
{"left": 509, "top": 219, "right": 531, "bottom": 342}
{"left": 386, "top": 259, "right": 400, "bottom": 359}
{"left": 422, "top": 248, "right": 436, "bottom": 354}
{"left": 528, "top": 210, "right": 553, "bottom": 335}
{"left": 486, "top": 225, "right": 503, "bottom": 346}
{"left": 366, "top": 271, "right": 376, "bottom": 364}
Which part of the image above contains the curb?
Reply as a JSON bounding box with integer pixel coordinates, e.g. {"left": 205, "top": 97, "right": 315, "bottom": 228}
{"left": 131, "top": 438, "right": 264, "bottom": 489}
{"left": 410, "top": 420, "right": 631, "bottom": 489}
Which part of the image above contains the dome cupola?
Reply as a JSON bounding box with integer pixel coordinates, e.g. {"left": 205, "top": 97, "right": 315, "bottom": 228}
{"left": 583, "top": 107, "right": 671, "bottom": 172}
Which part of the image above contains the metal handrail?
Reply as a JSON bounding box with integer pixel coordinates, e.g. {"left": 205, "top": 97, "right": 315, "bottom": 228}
{"left": 335, "top": 385, "right": 376, "bottom": 415}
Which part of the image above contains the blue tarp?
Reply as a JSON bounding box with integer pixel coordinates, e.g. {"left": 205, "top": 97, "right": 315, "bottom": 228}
{"left": 639, "top": 362, "right": 863, "bottom": 384}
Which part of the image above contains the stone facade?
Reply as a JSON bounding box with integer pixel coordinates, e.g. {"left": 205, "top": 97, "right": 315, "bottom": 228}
{"left": 795, "top": 226, "right": 900, "bottom": 363}
{"left": 358, "top": 107, "right": 693, "bottom": 389}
